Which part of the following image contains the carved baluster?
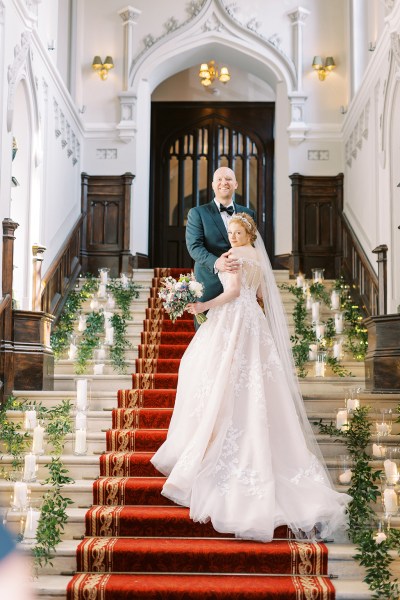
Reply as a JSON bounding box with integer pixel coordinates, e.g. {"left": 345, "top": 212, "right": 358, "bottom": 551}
{"left": 372, "top": 245, "right": 388, "bottom": 315}
{"left": 32, "top": 243, "right": 46, "bottom": 312}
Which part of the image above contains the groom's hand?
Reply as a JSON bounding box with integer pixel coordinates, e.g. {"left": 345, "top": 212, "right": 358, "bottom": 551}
{"left": 215, "top": 251, "right": 240, "bottom": 273}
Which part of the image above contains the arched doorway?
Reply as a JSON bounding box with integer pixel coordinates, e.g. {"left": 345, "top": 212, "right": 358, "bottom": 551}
{"left": 150, "top": 101, "right": 274, "bottom": 267}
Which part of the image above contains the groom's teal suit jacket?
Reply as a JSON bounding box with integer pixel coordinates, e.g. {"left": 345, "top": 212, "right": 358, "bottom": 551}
{"left": 186, "top": 200, "right": 256, "bottom": 303}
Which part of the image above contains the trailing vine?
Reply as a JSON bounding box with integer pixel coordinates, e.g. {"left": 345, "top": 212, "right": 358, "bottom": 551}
{"left": 280, "top": 276, "right": 366, "bottom": 377}
{"left": 0, "top": 395, "right": 30, "bottom": 469}
{"left": 109, "top": 313, "right": 133, "bottom": 374}
{"left": 106, "top": 279, "right": 140, "bottom": 320}
{"left": 75, "top": 311, "right": 105, "bottom": 374}
{"left": 317, "top": 407, "right": 400, "bottom": 599}
{"left": 50, "top": 275, "right": 99, "bottom": 359}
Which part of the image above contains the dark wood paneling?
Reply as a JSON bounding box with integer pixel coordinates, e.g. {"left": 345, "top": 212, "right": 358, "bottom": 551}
{"left": 13, "top": 311, "right": 54, "bottom": 391}
{"left": 0, "top": 219, "right": 18, "bottom": 400}
{"left": 364, "top": 314, "right": 400, "bottom": 392}
{"left": 290, "top": 173, "right": 343, "bottom": 279}
{"left": 81, "top": 172, "right": 136, "bottom": 277}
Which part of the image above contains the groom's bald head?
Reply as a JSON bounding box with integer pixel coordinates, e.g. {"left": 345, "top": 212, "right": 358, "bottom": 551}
{"left": 212, "top": 167, "right": 238, "bottom": 206}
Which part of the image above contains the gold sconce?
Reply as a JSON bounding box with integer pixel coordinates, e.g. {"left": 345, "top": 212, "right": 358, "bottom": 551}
{"left": 92, "top": 56, "right": 114, "bottom": 80}
{"left": 312, "top": 56, "right": 336, "bottom": 81}
{"left": 199, "top": 60, "right": 231, "bottom": 88}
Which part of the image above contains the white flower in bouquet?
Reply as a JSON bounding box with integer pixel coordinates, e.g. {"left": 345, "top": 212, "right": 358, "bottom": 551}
{"left": 189, "top": 280, "right": 203, "bottom": 298}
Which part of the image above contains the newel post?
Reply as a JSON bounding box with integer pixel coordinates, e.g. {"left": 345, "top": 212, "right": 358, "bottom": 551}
{"left": 372, "top": 244, "right": 388, "bottom": 315}
{"left": 1, "top": 218, "right": 19, "bottom": 398}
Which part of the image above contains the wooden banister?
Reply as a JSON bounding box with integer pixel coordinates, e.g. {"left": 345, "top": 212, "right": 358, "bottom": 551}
{"left": 0, "top": 294, "right": 11, "bottom": 315}
{"left": 40, "top": 214, "right": 84, "bottom": 317}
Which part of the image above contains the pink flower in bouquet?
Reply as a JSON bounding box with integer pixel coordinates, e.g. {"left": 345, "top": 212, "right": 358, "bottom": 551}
{"left": 158, "top": 274, "right": 207, "bottom": 324}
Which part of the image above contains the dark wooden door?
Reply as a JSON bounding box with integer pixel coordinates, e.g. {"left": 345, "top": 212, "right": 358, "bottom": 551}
{"left": 150, "top": 102, "right": 274, "bottom": 267}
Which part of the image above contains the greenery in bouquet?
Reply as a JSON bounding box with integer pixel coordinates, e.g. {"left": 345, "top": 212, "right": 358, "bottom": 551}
{"left": 159, "top": 274, "right": 207, "bottom": 324}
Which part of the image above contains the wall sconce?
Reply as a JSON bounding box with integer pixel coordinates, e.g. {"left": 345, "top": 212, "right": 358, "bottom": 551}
{"left": 92, "top": 56, "right": 114, "bottom": 80}
{"left": 312, "top": 56, "right": 336, "bottom": 81}
{"left": 199, "top": 60, "right": 231, "bottom": 88}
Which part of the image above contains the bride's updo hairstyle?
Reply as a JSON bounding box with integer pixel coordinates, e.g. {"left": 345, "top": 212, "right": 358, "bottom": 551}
{"left": 230, "top": 213, "right": 257, "bottom": 244}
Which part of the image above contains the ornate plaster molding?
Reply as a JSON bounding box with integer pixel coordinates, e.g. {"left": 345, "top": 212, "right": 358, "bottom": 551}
{"left": 116, "top": 93, "right": 137, "bottom": 142}
{"left": 345, "top": 98, "right": 371, "bottom": 167}
{"left": 118, "top": 5, "right": 141, "bottom": 24}
{"left": 7, "top": 31, "right": 32, "bottom": 131}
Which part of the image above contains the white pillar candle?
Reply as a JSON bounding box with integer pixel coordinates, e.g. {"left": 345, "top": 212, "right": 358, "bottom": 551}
{"left": 103, "top": 311, "right": 113, "bottom": 329}
{"left": 78, "top": 315, "right": 87, "bottom": 332}
{"left": 105, "top": 327, "right": 114, "bottom": 345}
{"left": 24, "top": 508, "right": 41, "bottom": 539}
{"left": 336, "top": 409, "right": 348, "bottom": 431}
{"left": 120, "top": 273, "right": 129, "bottom": 289}
{"left": 331, "top": 290, "right": 341, "bottom": 310}
{"left": 98, "top": 283, "right": 106, "bottom": 298}
{"left": 68, "top": 343, "right": 78, "bottom": 360}
{"left": 315, "top": 362, "right": 325, "bottom": 377}
{"left": 376, "top": 423, "right": 390, "bottom": 436}
{"left": 32, "top": 423, "right": 45, "bottom": 455}
{"left": 97, "top": 346, "right": 106, "bottom": 360}
{"left": 90, "top": 298, "right": 99, "bottom": 311}
{"left": 23, "top": 454, "right": 37, "bottom": 482}
{"left": 296, "top": 274, "right": 305, "bottom": 288}
{"left": 372, "top": 443, "right": 386, "bottom": 458}
{"left": 333, "top": 341, "right": 342, "bottom": 359}
{"left": 76, "top": 379, "right": 88, "bottom": 411}
{"left": 315, "top": 323, "right": 325, "bottom": 340}
{"left": 308, "top": 344, "right": 318, "bottom": 361}
{"left": 384, "top": 459, "right": 399, "bottom": 485}
{"left": 74, "top": 429, "right": 87, "bottom": 455}
{"left": 335, "top": 312, "right": 344, "bottom": 334}
{"left": 99, "top": 269, "right": 109, "bottom": 284}
{"left": 306, "top": 294, "right": 312, "bottom": 310}
{"left": 93, "top": 363, "right": 105, "bottom": 375}
{"left": 106, "top": 295, "right": 115, "bottom": 309}
{"left": 24, "top": 410, "right": 37, "bottom": 430}
{"left": 311, "top": 301, "right": 320, "bottom": 322}
{"left": 346, "top": 398, "right": 360, "bottom": 412}
{"left": 339, "top": 469, "right": 352, "bottom": 484}
{"left": 75, "top": 412, "right": 87, "bottom": 430}
{"left": 383, "top": 488, "right": 398, "bottom": 513}
{"left": 12, "top": 481, "right": 28, "bottom": 509}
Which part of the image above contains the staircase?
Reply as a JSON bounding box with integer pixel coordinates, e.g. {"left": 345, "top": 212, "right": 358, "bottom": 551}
{"left": 2, "top": 268, "right": 399, "bottom": 598}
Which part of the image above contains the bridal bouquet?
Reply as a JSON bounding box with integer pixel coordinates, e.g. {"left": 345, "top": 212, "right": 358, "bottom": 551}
{"left": 158, "top": 274, "right": 207, "bottom": 324}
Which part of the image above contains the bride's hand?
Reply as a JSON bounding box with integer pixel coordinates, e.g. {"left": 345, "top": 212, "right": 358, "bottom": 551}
{"left": 187, "top": 302, "right": 204, "bottom": 315}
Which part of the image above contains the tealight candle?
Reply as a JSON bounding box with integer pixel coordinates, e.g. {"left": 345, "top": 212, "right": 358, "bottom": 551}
{"left": 32, "top": 423, "right": 45, "bottom": 455}
{"left": 75, "top": 412, "right": 87, "bottom": 430}
{"left": 372, "top": 443, "right": 386, "bottom": 458}
{"left": 76, "top": 379, "right": 88, "bottom": 411}
{"left": 383, "top": 488, "right": 398, "bottom": 514}
{"left": 336, "top": 409, "right": 348, "bottom": 431}
{"left": 346, "top": 398, "right": 360, "bottom": 412}
{"left": 24, "top": 409, "right": 37, "bottom": 431}
{"left": 311, "top": 301, "right": 320, "bottom": 322}
{"left": 384, "top": 459, "right": 399, "bottom": 485}
{"left": 74, "top": 429, "right": 87, "bottom": 455}
{"left": 23, "top": 453, "right": 37, "bottom": 482}
{"left": 12, "top": 481, "right": 28, "bottom": 510}
{"left": 24, "top": 507, "right": 40, "bottom": 539}
{"left": 339, "top": 469, "right": 352, "bottom": 484}
{"left": 93, "top": 363, "right": 104, "bottom": 375}
{"left": 331, "top": 290, "right": 340, "bottom": 310}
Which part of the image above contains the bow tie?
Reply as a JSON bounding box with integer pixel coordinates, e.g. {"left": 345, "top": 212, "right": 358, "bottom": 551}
{"left": 220, "top": 205, "right": 234, "bottom": 216}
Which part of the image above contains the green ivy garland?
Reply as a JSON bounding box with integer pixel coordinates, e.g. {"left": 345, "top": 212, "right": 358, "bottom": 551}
{"left": 280, "top": 276, "right": 366, "bottom": 377}
{"left": 106, "top": 279, "right": 140, "bottom": 320}
{"left": 317, "top": 407, "right": 400, "bottom": 599}
{"left": 109, "top": 313, "right": 133, "bottom": 374}
{"left": 0, "top": 396, "right": 30, "bottom": 469}
{"left": 50, "top": 275, "right": 99, "bottom": 359}
{"left": 75, "top": 311, "right": 105, "bottom": 374}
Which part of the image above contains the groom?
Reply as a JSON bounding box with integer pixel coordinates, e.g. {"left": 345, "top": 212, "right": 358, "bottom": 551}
{"left": 186, "top": 166, "right": 256, "bottom": 306}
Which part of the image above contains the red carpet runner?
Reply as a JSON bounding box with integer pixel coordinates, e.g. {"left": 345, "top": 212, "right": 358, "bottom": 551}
{"left": 67, "top": 267, "right": 335, "bottom": 599}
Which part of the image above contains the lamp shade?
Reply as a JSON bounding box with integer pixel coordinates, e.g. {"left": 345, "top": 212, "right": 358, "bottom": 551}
{"left": 92, "top": 56, "right": 102, "bottom": 70}
{"left": 312, "top": 56, "right": 323, "bottom": 70}
{"left": 201, "top": 77, "right": 212, "bottom": 87}
{"left": 103, "top": 56, "right": 114, "bottom": 70}
{"left": 199, "top": 63, "right": 210, "bottom": 78}
{"left": 219, "top": 66, "right": 230, "bottom": 83}
{"left": 325, "top": 56, "right": 336, "bottom": 70}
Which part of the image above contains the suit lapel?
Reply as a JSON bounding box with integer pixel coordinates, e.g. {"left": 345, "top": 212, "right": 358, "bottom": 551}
{"left": 207, "top": 201, "right": 229, "bottom": 245}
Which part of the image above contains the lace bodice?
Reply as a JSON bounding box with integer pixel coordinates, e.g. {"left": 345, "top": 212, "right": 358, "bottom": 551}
{"left": 219, "top": 257, "right": 261, "bottom": 295}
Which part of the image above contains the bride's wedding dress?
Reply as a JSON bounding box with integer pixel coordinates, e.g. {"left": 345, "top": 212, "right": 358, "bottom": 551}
{"left": 151, "top": 254, "right": 350, "bottom": 542}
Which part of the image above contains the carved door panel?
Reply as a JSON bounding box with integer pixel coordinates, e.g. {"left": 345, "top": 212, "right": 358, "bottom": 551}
{"left": 151, "top": 102, "right": 274, "bottom": 267}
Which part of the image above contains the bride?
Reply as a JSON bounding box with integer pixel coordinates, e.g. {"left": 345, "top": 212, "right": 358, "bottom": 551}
{"left": 151, "top": 213, "right": 351, "bottom": 542}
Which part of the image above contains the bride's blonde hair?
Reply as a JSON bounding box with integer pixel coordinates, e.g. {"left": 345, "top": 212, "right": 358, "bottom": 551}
{"left": 230, "top": 213, "right": 257, "bottom": 244}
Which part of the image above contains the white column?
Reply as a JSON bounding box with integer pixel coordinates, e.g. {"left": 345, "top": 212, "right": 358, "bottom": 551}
{"left": 118, "top": 6, "right": 141, "bottom": 91}
{"left": 287, "top": 7, "right": 310, "bottom": 93}
{"left": 349, "top": 0, "right": 369, "bottom": 98}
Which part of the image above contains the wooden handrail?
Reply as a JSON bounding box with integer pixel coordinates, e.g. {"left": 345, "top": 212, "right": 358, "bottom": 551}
{"left": 340, "top": 213, "right": 380, "bottom": 316}
{"left": 41, "top": 214, "right": 84, "bottom": 292}
{"left": 0, "top": 294, "right": 11, "bottom": 316}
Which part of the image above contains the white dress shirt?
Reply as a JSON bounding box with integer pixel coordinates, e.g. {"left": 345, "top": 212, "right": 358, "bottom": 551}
{"left": 213, "top": 198, "right": 235, "bottom": 231}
